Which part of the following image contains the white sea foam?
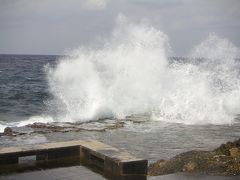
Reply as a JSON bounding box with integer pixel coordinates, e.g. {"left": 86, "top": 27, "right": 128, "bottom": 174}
{"left": 0, "top": 116, "right": 54, "bottom": 133}
{"left": 15, "top": 116, "right": 54, "bottom": 127}
{"left": 44, "top": 15, "right": 240, "bottom": 125}
{"left": 47, "top": 15, "right": 169, "bottom": 122}
{"left": 0, "top": 124, "right": 6, "bottom": 133}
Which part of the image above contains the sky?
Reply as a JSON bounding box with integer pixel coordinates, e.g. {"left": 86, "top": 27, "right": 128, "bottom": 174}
{"left": 0, "top": 0, "right": 239, "bottom": 56}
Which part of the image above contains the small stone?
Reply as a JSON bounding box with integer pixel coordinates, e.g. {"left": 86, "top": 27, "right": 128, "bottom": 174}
{"left": 3, "top": 127, "right": 13, "bottom": 136}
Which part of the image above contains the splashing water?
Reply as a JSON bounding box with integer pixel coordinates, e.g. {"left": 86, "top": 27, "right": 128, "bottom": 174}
{"left": 154, "top": 33, "right": 240, "bottom": 124}
{"left": 45, "top": 16, "right": 240, "bottom": 125}
{"left": 47, "top": 15, "right": 169, "bottom": 122}
{"left": 0, "top": 124, "right": 6, "bottom": 133}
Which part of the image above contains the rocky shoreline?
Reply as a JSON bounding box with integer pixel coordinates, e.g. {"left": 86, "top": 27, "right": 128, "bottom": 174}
{"left": 1, "top": 121, "right": 240, "bottom": 176}
{"left": 0, "top": 115, "right": 149, "bottom": 137}
{"left": 148, "top": 138, "right": 240, "bottom": 176}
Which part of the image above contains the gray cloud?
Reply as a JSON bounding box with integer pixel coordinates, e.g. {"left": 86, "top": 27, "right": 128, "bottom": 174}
{"left": 82, "top": 0, "right": 108, "bottom": 10}
{"left": 0, "top": 0, "right": 239, "bottom": 55}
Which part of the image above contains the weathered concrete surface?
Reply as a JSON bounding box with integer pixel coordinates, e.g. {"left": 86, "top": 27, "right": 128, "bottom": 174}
{"left": 148, "top": 138, "right": 240, "bottom": 176}
{"left": 79, "top": 140, "right": 147, "bottom": 179}
{"left": 0, "top": 140, "right": 147, "bottom": 179}
{"left": 0, "top": 165, "right": 107, "bottom": 180}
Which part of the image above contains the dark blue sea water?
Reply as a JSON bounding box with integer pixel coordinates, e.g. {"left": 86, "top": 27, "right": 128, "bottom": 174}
{"left": 0, "top": 54, "right": 57, "bottom": 123}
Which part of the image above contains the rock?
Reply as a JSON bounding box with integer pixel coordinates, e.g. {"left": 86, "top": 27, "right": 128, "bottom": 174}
{"left": 3, "top": 127, "right": 13, "bottom": 136}
{"left": 215, "top": 139, "right": 240, "bottom": 156}
{"left": 183, "top": 161, "right": 198, "bottom": 172}
{"left": 229, "top": 148, "right": 240, "bottom": 159}
{"left": 148, "top": 160, "right": 168, "bottom": 175}
{"left": 148, "top": 138, "right": 240, "bottom": 176}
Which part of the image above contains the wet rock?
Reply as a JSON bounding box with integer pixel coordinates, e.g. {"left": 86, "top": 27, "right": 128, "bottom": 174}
{"left": 27, "top": 122, "right": 67, "bottom": 132}
{"left": 25, "top": 120, "right": 126, "bottom": 134}
{"left": 149, "top": 138, "right": 240, "bottom": 176}
{"left": 3, "top": 127, "right": 13, "bottom": 136}
{"left": 106, "top": 121, "right": 125, "bottom": 130}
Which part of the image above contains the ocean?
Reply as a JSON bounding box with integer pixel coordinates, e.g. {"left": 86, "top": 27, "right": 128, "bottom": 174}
{"left": 0, "top": 54, "right": 57, "bottom": 127}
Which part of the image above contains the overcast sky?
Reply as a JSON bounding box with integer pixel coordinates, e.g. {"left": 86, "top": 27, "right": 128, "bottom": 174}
{"left": 0, "top": 0, "right": 239, "bottom": 56}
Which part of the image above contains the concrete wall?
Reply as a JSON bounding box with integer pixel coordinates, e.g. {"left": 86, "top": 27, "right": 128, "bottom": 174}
{"left": 0, "top": 140, "right": 147, "bottom": 179}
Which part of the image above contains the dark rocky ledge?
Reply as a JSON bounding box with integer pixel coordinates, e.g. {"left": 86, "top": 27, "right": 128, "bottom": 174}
{"left": 0, "top": 115, "right": 150, "bottom": 137}
{"left": 148, "top": 138, "right": 240, "bottom": 176}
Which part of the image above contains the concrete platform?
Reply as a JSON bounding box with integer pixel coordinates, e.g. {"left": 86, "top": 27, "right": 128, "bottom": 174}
{"left": 0, "top": 140, "right": 147, "bottom": 179}
{"left": 0, "top": 166, "right": 107, "bottom": 180}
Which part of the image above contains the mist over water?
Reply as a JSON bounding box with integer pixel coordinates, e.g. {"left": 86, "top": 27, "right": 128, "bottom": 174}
{"left": 44, "top": 16, "right": 240, "bottom": 125}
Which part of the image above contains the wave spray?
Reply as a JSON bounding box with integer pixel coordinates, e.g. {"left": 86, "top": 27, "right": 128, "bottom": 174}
{"left": 47, "top": 15, "right": 240, "bottom": 125}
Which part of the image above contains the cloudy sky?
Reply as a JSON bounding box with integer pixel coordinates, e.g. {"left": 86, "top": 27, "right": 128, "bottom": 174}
{"left": 0, "top": 0, "right": 239, "bottom": 56}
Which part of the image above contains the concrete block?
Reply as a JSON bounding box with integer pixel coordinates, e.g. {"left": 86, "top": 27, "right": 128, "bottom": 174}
{"left": 47, "top": 146, "right": 80, "bottom": 160}
{"left": 121, "top": 160, "right": 148, "bottom": 175}
{"left": 79, "top": 140, "right": 148, "bottom": 177}
{"left": 0, "top": 157, "right": 18, "bottom": 164}
{"left": 0, "top": 139, "right": 148, "bottom": 179}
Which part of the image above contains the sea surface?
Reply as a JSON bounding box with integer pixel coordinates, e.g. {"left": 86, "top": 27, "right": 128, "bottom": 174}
{"left": 0, "top": 54, "right": 57, "bottom": 123}
{"left": 0, "top": 54, "right": 240, "bottom": 153}
{"left": 0, "top": 54, "right": 240, "bottom": 180}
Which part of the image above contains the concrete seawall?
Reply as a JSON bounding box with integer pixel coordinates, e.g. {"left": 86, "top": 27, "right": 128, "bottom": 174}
{"left": 0, "top": 140, "right": 148, "bottom": 179}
